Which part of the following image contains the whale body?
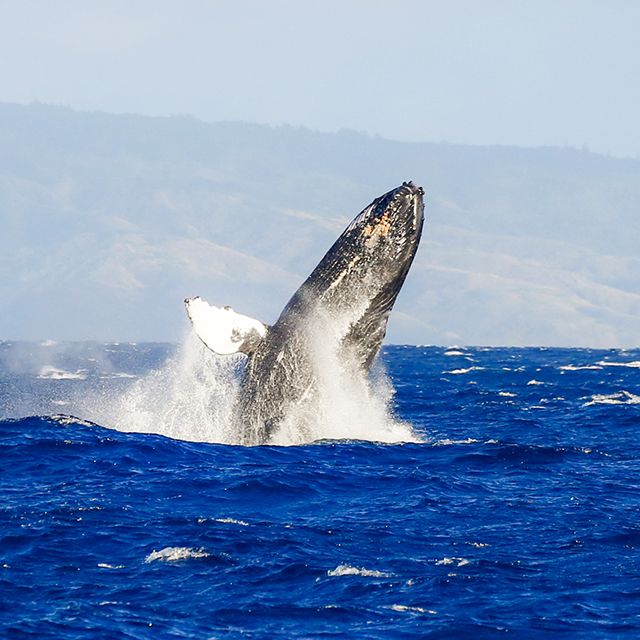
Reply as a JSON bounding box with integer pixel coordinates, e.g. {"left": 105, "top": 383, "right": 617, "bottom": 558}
{"left": 185, "top": 182, "right": 425, "bottom": 444}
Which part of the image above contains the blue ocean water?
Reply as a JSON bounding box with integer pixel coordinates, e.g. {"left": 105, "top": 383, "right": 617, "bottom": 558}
{"left": 1, "top": 342, "right": 639, "bottom": 638}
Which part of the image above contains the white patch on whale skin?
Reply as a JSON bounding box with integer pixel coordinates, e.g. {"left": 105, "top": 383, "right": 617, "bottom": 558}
{"left": 185, "top": 297, "right": 267, "bottom": 355}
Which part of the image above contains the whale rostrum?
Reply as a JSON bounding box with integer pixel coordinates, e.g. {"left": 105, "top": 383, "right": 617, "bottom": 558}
{"left": 185, "top": 182, "right": 425, "bottom": 444}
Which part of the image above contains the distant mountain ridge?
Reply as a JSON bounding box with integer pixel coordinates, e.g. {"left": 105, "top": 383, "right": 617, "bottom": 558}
{"left": 1, "top": 102, "right": 638, "bottom": 346}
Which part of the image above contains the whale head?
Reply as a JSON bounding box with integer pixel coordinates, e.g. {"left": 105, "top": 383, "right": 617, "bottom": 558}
{"left": 345, "top": 180, "right": 424, "bottom": 271}
{"left": 286, "top": 181, "right": 425, "bottom": 366}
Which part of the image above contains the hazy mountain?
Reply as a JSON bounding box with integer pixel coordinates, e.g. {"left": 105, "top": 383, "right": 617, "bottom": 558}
{"left": 1, "top": 102, "right": 638, "bottom": 346}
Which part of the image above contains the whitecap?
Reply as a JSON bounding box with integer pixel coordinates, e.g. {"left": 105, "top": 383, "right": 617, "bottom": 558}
{"left": 498, "top": 391, "right": 517, "bottom": 397}
{"left": 445, "top": 367, "right": 484, "bottom": 375}
{"left": 526, "top": 379, "right": 545, "bottom": 386}
{"left": 327, "top": 564, "right": 391, "bottom": 578}
{"left": 435, "top": 557, "right": 470, "bottom": 567}
{"left": 387, "top": 604, "right": 436, "bottom": 614}
{"left": 38, "top": 366, "right": 87, "bottom": 380}
{"left": 214, "top": 517, "right": 249, "bottom": 526}
{"left": 558, "top": 364, "right": 603, "bottom": 371}
{"left": 52, "top": 415, "right": 96, "bottom": 428}
{"left": 144, "top": 547, "right": 210, "bottom": 563}
{"left": 99, "top": 372, "right": 137, "bottom": 379}
{"left": 596, "top": 360, "right": 640, "bottom": 369}
{"left": 583, "top": 391, "right": 640, "bottom": 407}
{"left": 433, "top": 438, "right": 479, "bottom": 446}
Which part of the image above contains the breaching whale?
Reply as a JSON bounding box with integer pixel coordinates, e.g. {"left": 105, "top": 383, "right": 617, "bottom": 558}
{"left": 185, "top": 182, "right": 425, "bottom": 444}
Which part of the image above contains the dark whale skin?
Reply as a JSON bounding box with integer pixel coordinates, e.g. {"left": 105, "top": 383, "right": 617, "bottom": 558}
{"left": 237, "top": 182, "right": 425, "bottom": 444}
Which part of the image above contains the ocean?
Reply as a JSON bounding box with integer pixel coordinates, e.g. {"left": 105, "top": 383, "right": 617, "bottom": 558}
{"left": 1, "top": 339, "right": 639, "bottom": 638}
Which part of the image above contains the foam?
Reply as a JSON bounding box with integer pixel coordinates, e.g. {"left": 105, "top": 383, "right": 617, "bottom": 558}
{"left": 214, "top": 517, "right": 249, "bottom": 526}
{"left": 433, "top": 438, "right": 480, "bottom": 446}
{"left": 327, "top": 564, "right": 391, "bottom": 578}
{"left": 559, "top": 364, "right": 603, "bottom": 371}
{"left": 38, "top": 366, "right": 87, "bottom": 380}
{"left": 144, "top": 547, "right": 210, "bottom": 563}
{"left": 387, "top": 604, "right": 436, "bottom": 614}
{"left": 435, "top": 557, "right": 470, "bottom": 567}
{"left": 596, "top": 360, "right": 640, "bottom": 369}
{"left": 445, "top": 366, "right": 484, "bottom": 375}
{"left": 583, "top": 391, "right": 640, "bottom": 407}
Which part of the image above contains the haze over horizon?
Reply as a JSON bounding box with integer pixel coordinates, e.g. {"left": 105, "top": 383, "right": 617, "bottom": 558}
{"left": 1, "top": 103, "right": 639, "bottom": 347}
{"left": 1, "top": 2, "right": 638, "bottom": 347}
{"left": 1, "top": 0, "right": 639, "bottom": 158}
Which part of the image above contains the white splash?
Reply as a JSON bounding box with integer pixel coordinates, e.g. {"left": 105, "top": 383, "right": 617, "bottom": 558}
{"left": 144, "top": 547, "right": 210, "bottom": 563}
{"left": 596, "top": 360, "right": 640, "bottom": 369}
{"left": 38, "top": 366, "right": 87, "bottom": 380}
{"left": 583, "top": 391, "right": 640, "bottom": 407}
{"left": 444, "top": 366, "right": 484, "bottom": 375}
{"left": 327, "top": 564, "right": 391, "bottom": 578}
{"left": 269, "top": 315, "right": 418, "bottom": 446}
{"left": 558, "top": 364, "right": 603, "bottom": 371}
{"left": 433, "top": 438, "right": 480, "bottom": 446}
{"left": 387, "top": 604, "right": 436, "bottom": 614}
{"left": 214, "top": 517, "right": 249, "bottom": 526}
{"left": 79, "top": 332, "right": 241, "bottom": 443}
{"left": 435, "top": 557, "right": 470, "bottom": 567}
{"left": 78, "top": 326, "right": 418, "bottom": 446}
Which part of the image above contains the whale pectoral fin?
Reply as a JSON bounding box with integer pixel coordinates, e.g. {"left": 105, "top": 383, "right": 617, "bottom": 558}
{"left": 184, "top": 297, "right": 268, "bottom": 356}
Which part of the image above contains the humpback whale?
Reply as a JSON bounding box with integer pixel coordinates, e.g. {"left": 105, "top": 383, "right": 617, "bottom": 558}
{"left": 185, "top": 182, "right": 425, "bottom": 444}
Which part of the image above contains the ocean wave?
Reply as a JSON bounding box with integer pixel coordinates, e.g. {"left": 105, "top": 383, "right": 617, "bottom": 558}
{"left": 327, "top": 564, "right": 391, "bottom": 578}
{"left": 37, "top": 366, "right": 87, "bottom": 380}
{"left": 583, "top": 391, "right": 640, "bottom": 407}
{"left": 144, "top": 547, "right": 210, "bottom": 563}
{"left": 435, "top": 557, "right": 470, "bottom": 567}
{"left": 559, "top": 364, "right": 603, "bottom": 371}
{"left": 445, "top": 367, "right": 484, "bottom": 375}
{"left": 51, "top": 414, "right": 99, "bottom": 428}
{"left": 596, "top": 360, "right": 640, "bottom": 369}
{"left": 214, "top": 517, "right": 249, "bottom": 526}
{"left": 386, "top": 604, "right": 437, "bottom": 614}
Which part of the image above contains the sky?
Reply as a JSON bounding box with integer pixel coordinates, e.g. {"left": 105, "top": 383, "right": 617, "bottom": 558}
{"left": 1, "top": 0, "right": 639, "bottom": 158}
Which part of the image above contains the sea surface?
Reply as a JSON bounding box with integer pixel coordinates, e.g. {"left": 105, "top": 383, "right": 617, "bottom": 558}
{"left": 1, "top": 341, "right": 639, "bottom": 638}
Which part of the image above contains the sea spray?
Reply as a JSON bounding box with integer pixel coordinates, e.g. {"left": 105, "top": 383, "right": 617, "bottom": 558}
{"left": 269, "top": 315, "right": 418, "bottom": 445}
{"left": 79, "top": 327, "right": 418, "bottom": 445}
{"left": 80, "top": 332, "right": 241, "bottom": 443}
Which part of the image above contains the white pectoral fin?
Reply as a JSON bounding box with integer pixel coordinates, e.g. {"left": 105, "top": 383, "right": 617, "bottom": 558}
{"left": 184, "top": 297, "right": 267, "bottom": 356}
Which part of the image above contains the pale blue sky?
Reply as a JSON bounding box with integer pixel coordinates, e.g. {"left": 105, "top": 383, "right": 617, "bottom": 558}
{"left": 1, "top": 0, "right": 639, "bottom": 157}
